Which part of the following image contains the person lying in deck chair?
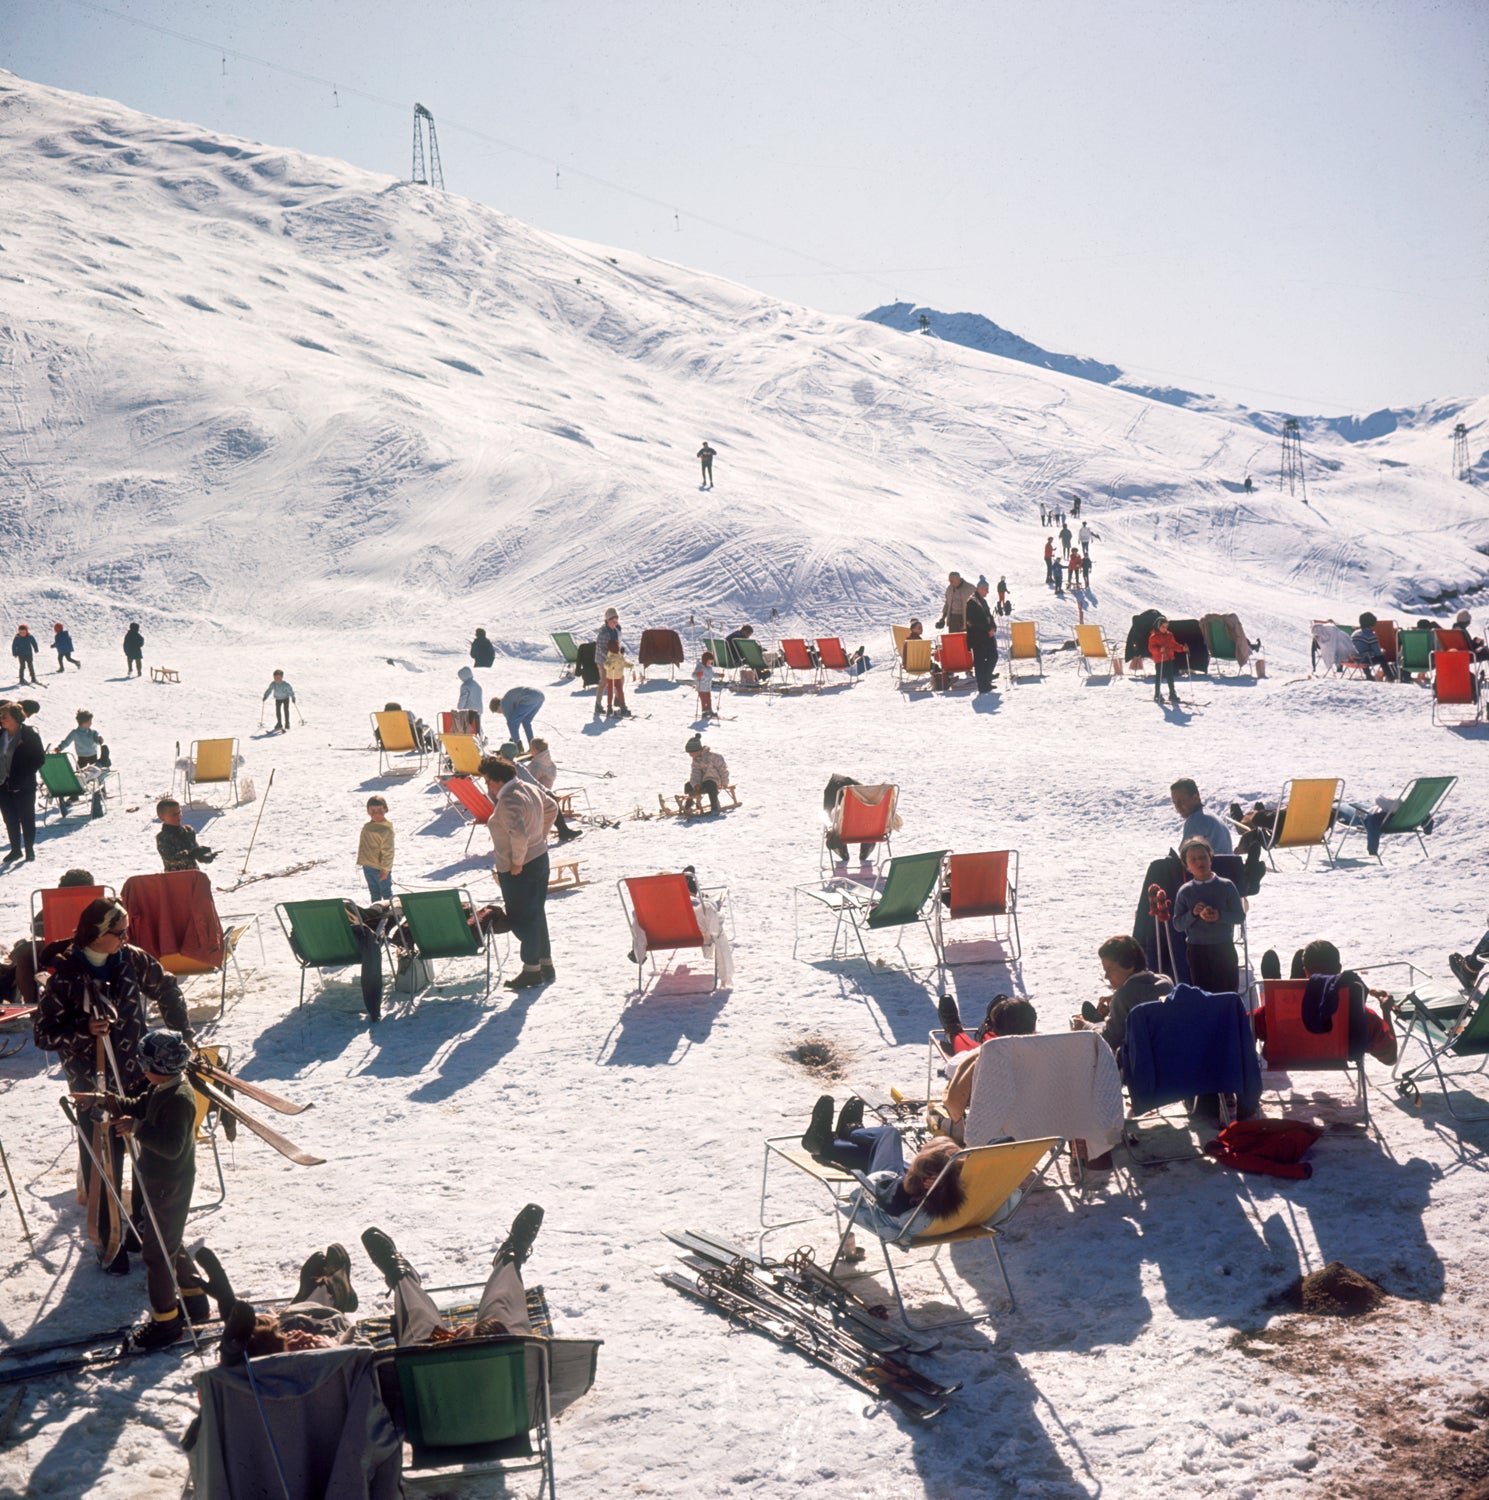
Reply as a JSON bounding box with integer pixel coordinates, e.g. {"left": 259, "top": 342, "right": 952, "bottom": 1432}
{"left": 931, "top": 1000, "right": 1038, "bottom": 1141}
{"left": 1449, "top": 923, "right": 1489, "bottom": 992}
{"left": 935, "top": 993, "right": 1035, "bottom": 1058}
{"left": 1255, "top": 939, "right": 1397, "bottom": 1065}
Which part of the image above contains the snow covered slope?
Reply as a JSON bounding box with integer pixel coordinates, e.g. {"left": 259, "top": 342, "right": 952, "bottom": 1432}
{"left": 3, "top": 71, "right": 1486, "bottom": 656}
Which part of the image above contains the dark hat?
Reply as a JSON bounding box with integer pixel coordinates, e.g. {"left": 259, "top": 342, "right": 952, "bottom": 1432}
{"left": 140, "top": 1030, "right": 193, "bottom": 1075}
{"left": 685, "top": 735, "right": 704, "bottom": 752}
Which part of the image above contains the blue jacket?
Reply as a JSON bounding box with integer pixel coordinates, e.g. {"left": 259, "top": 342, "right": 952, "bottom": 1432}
{"left": 1172, "top": 874, "right": 1243, "bottom": 944}
{"left": 11, "top": 633, "right": 37, "bottom": 661}
{"left": 53, "top": 630, "right": 75, "bottom": 655}
{"left": 1119, "top": 984, "right": 1262, "bottom": 1117}
{"left": 498, "top": 686, "right": 543, "bottom": 717}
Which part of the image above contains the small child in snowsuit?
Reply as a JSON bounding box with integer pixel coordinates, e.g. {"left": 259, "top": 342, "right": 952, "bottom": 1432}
{"left": 1067, "top": 548, "right": 1083, "bottom": 590}
{"left": 683, "top": 736, "right": 729, "bottom": 815}
{"left": 995, "top": 576, "right": 1009, "bottom": 615}
{"left": 156, "top": 799, "right": 216, "bottom": 871}
{"left": 694, "top": 651, "right": 719, "bottom": 720}
{"left": 262, "top": 670, "right": 295, "bottom": 732}
{"left": 602, "top": 643, "right": 629, "bottom": 716}
{"left": 357, "top": 797, "right": 394, "bottom": 902}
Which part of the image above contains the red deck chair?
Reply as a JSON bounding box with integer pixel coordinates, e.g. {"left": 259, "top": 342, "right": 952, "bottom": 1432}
{"left": 1375, "top": 619, "right": 1398, "bottom": 666}
{"left": 938, "top": 851, "right": 1021, "bottom": 962}
{"left": 1253, "top": 978, "right": 1368, "bottom": 1124}
{"left": 637, "top": 627, "right": 684, "bottom": 681}
{"left": 120, "top": 871, "right": 252, "bottom": 1015}
{"left": 823, "top": 784, "right": 897, "bottom": 873}
{"left": 815, "top": 638, "right": 859, "bottom": 686}
{"left": 935, "top": 633, "right": 975, "bottom": 682}
{"left": 443, "top": 775, "right": 496, "bottom": 851}
{"left": 31, "top": 884, "right": 108, "bottom": 962}
{"left": 779, "top": 638, "right": 822, "bottom": 689}
{"left": 1432, "top": 650, "right": 1483, "bottom": 726}
{"left": 619, "top": 874, "right": 721, "bottom": 991}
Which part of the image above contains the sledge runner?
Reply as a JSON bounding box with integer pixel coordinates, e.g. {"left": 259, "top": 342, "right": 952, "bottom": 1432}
{"left": 261, "top": 670, "right": 296, "bottom": 732}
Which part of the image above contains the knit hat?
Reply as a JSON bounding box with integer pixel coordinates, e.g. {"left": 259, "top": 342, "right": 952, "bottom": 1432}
{"left": 498, "top": 741, "right": 521, "bottom": 759}
{"left": 1455, "top": 610, "right": 1471, "bottom": 626}
{"left": 977, "top": 575, "right": 989, "bottom": 589}
{"left": 54, "top": 623, "right": 63, "bottom": 631}
{"left": 75, "top": 897, "right": 128, "bottom": 948}
{"left": 685, "top": 735, "right": 704, "bottom": 752}
{"left": 140, "top": 1029, "right": 193, "bottom": 1076}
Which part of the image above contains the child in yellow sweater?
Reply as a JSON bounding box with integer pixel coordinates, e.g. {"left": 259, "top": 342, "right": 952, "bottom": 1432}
{"left": 357, "top": 797, "right": 394, "bottom": 902}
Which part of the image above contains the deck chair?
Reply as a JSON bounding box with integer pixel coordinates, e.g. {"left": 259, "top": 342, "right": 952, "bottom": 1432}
{"left": 120, "top": 871, "right": 253, "bottom": 1017}
{"left": 395, "top": 1335, "right": 559, "bottom": 1496}
{"left": 442, "top": 775, "right": 495, "bottom": 852}
{"left": 1432, "top": 651, "right": 1483, "bottom": 726}
{"left": 373, "top": 711, "right": 426, "bottom": 776}
{"left": 821, "top": 782, "right": 897, "bottom": 874}
{"left": 394, "top": 887, "right": 496, "bottom": 999}
{"left": 637, "top": 627, "right": 684, "bottom": 682}
{"left": 1393, "top": 984, "right": 1489, "bottom": 1121}
{"left": 38, "top": 752, "right": 116, "bottom": 820}
{"left": 277, "top": 898, "right": 377, "bottom": 1007}
{"left": 179, "top": 738, "right": 239, "bottom": 806}
{"left": 937, "top": 851, "right": 1020, "bottom": 963}
{"left": 898, "top": 638, "right": 934, "bottom": 686}
{"left": 1253, "top": 979, "right": 1369, "bottom": 1126}
{"left": 1397, "top": 628, "right": 1434, "bottom": 680}
{"left": 1075, "top": 624, "right": 1114, "bottom": 677}
{"left": 189, "top": 1043, "right": 230, "bottom": 1211}
{"left": 890, "top": 624, "right": 912, "bottom": 658}
{"left": 552, "top": 631, "right": 580, "bottom": 677}
{"left": 815, "top": 637, "right": 860, "bottom": 685}
{"left": 778, "top": 637, "right": 822, "bottom": 689}
{"left": 619, "top": 874, "right": 729, "bottom": 992}
{"left": 31, "top": 883, "right": 110, "bottom": 965}
{"left": 703, "top": 636, "right": 734, "bottom": 671}
{"left": 189, "top": 1346, "right": 402, "bottom": 1500}
{"left": 731, "top": 635, "right": 772, "bottom": 685}
{"left": 935, "top": 633, "right": 975, "bottom": 683}
{"left": 1264, "top": 778, "right": 1343, "bottom": 868}
{"left": 1005, "top": 622, "right": 1043, "bottom": 683}
{"left": 1375, "top": 619, "right": 1399, "bottom": 667}
{"left": 962, "top": 1033, "right": 1124, "bottom": 1177}
{"left": 1205, "top": 617, "right": 1246, "bottom": 675}
{"left": 1332, "top": 775, "right": 1456, "bottom": 862}
{"left": 440, "top": 732, "right": 484, "bottom": 777}
{"left": 830, "top": 1136, "right": 1058, "bottom": 1328}
{"left": 794, "top": 850, "right": 947, "bottom": 971}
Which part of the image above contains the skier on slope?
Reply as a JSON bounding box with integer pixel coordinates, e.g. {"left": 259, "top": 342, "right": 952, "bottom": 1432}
{"left": 469, "top": 628, "right": 496, "bottom": 669}
{"left": 697, "top": 442, "right": 716, "bottom": 489}
{"left": 1058, "top": 522, "right": 1073, "bottom": 559}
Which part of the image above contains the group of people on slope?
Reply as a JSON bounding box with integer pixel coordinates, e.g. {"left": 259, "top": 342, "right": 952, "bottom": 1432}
{"left": 10, "top": 621, "right": 148, "bottom": 682}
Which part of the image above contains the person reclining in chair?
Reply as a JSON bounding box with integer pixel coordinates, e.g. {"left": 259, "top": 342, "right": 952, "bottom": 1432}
{"left": 1349, "top": 613, "right": 1395, "bottom": 682}
{"left": 1252, "top": 939, "right": 1397, "bottom": 1065}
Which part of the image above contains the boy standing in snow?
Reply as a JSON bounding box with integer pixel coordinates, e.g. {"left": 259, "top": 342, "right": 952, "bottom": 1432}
{"left": 694, "top": 651, "right": 720, "bottom": 720}
{"left": 697, "top": 442, "right": 716, "bottom": 488}
{"left": 11, "top": 626, "right": 39, "bottom": 685}
{"left": 357, "top": 797, "right": 394, "bottom": 902}
{"left": 53, "top": 623, "right": 80, "bottom": 672}
{"left": 262, "top": 670, "right": 295, "bottom": 732}
{"left": 156, "top": 799, "right": 217, "bottom": 872}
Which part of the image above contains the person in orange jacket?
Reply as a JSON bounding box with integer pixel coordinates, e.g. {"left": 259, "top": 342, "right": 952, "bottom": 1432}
{"left": 1043, "top": 538, "right": 1055, "bottom": 587}
{"left": 1148, "top": 616, "right": 1181, "bottom": 706}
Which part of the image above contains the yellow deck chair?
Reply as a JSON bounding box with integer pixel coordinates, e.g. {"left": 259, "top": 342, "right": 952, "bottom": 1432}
{"left": 1006, "top": 622, "right": 1043, "bottom": 682}
{"left": 182, "top": 738, "right": 239, "bottom": 805}
{"left": 832, "top": 1136, "right": 1058, "bottom": 1328}
{"left": 1075, "top": 624, "right": 1114, "bottom": 677}
{"left": 441, "top": 733, "right": 483, "bottom": 777}
{"left": 1267, "top": 777, "right": 1344, "bottom": 868}
{"left": 898, "top": 638, "right": 934, "bottom": 686}
{"left": 189, "top": 1043, "right": 228, "bottom": 1211}
{"left": 373, "top": 711, "right": 427, "bottom": 776}
{"left": 890, "top": 624, "right": 911, "bottom": 657}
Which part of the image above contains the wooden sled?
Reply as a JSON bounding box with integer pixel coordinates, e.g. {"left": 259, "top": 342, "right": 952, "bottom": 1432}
{"left": 151, "top": 667, "right": 181, "bottom": 684}
{"left": 549, "top": 859, "right": 590, "bottom": 891}
{"left": 657, "top": 786, "right": 741, "bottom": 818}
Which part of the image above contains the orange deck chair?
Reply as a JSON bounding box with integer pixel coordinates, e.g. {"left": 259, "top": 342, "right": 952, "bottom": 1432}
{"left": 1253, "top": 978, "right": 1368, "bottom": 1124}
{"left": 815, "top": 638, "right": 860, "bottom": 685}
{"left": 939, "top": 851, "right": 1021, "bottom": 962}
{"left": 779, "top": 638, "right": 822, "bottom": 689}
{"left": 1432, "top": 650, "right": 1483, "bottom": 726}
{"left": 443, "top": 776, "right": 496, "bottom": 852}
{"left": 619, "top": 873, "right": 723, "bottom": 992}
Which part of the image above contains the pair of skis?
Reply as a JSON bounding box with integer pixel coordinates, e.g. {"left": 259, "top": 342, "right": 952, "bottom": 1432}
{"left": 187, "top": 1057, "right": 324, "bottom": 1167}
{"left": 662, "top": 1230, "right": 958, "bottom": 1420}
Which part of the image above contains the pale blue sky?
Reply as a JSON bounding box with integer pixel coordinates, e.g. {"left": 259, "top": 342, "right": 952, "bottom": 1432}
{"left": 5, "top": 0, "right": 1486, "bottom": 414}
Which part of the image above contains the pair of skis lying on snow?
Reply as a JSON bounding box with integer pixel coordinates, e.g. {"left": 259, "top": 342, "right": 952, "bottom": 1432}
{"left": 662, "top": 1230, "right": 959, "bottom": 1419}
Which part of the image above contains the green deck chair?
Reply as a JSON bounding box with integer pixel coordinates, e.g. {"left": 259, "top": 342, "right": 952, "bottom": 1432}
{"left": 1397, "top": 628, "right": 1434, "bottom": 678}
{"left": 1394, "top": 986, "right": 1489, "bottom": 1121}
{"left": 703, "top": 636, "right": 733, "bottom": 671}
{"left": 39, "top": 753, "right": 90, "bottom": 820}
{"left": 1205, "top": 618, "right": 1245, "bottom": 675}
{"left": 1334, "top": 775, "right": 1456, "bottom": 862}
{"left": 552, "top": 631, "right": 580, "bottom": 676}
{"left": 395, "top": 887, "right": 494, "bottom": 998}
{"left": 276, "top": 899, "right": 369, "bottom": 1007}
{"left": 731, "top": 635, "right": 771, "bottom": 684}
{"left": 395, "top": 1336, "right": 556, "bottom": 1496}
{"left": 795, "top": 851, "right": 948, "bottom": 970}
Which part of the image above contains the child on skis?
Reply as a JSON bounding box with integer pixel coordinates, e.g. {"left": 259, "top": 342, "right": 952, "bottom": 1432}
{"left": 156, "top": 799, "right": 217, "bottom": 871}
{"left": 694, "top": 651, "right": 720, "bottom": 720}
{"left": 601, "top": 640, "right": 631, "bottom": 718}
{"left": 262, "top": 670, "right": 296, "bottom": 732}
{"left": 357, "top": 797, "right": 394, "bottom": 902}
{"left": 1148, "top": 617, "right": 1181, "bottom": 705}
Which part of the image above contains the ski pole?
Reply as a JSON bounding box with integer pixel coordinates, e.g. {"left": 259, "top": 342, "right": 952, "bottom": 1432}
{"left": 238, "top": 767, "right": 275, "bottom": 878}
{"left": 294, "top": 699, "right": 305, "bottom": 726}
{"left": 0, "top": 1133, "right": 33, "bottom": 1242}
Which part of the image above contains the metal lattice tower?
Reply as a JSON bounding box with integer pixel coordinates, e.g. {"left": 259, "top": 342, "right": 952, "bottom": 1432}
{"left": 1453, "top": 422, "right": 1471, "bottom": 481}
{"left": 1280, "top": 417, "right": 1307, "bottom": 502}
{"left": 411, "top": 104, "right": 444, "bottom": 190}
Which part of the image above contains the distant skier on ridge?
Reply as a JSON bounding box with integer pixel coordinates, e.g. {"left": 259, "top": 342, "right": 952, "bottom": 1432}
{"left": 697, "top": 442, "right": 716, "bottom": 490}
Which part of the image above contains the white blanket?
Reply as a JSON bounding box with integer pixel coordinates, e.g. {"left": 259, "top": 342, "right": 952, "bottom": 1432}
{"left": 963, "top": 1031, "right": 1124, "bottom": 1151}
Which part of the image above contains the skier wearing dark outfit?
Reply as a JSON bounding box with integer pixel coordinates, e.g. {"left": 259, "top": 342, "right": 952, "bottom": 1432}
{"left": 1, "top": 700, "right": 46, "bottom": 863}
{"left": 964, "top": 578, "right": 999, "bottom": 694}
{"left": 34, "top": 899, "right": 194, "bottom": 1274}
{"left": 1058, "top": 523, "right": 1073, "bottom": 559}
{"left": 53, "top": 624, "right": 80, "bottom": 672}
{"left": 469, "top": 628, "right": 496, "bottom": 669}
{"left": 123, "top": 623, "right": 144, "bottom": 677}
{"left": 81, "top": 1029, "right": 210, "bottom": 1346}
{"left": 697, "top": 442, "right": 716, "bottom": 488}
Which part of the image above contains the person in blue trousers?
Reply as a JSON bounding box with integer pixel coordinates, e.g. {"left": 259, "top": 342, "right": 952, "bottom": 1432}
{"left": 490, "top": 686, "right": 545, "bottom": 750}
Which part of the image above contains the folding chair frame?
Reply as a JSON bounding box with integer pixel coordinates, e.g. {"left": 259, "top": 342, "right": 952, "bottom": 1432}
{"left": 178, "top": 738, "right": 240, "bottom": 807}
{"left": 935, "top": 850, "right": 1021, "bottom": 965}
{"left": 1430, "top": 651, "right": 1484, "bottom": 727}
{"left": 276, "top": 900, "right": 387, "bottom": 1008}
{"left": 372, "top": 712, "right": 429, "bottom": 777}
{"left": 1330, "top": 775, "right": 1456, "bottom": 863}
{"left": 1005, "top": 623, "right": 1043, "bottom": 684}
{"left": 1263, "top": 777, "right": 1344, "bottom": 869}
{"left": 777, "top": 638, "right": 823, "bottom": 691}
{"left": 1074, "top": 625, "right": 1115, "bottom": 678}
{"left": 793, "top": 851, "right": 947, "bottom": 974}
{"left": 1253, "top": 978, "right": 1371, "bottom": 1130}
{"left": 1391, "top": 968, "right": 1489, "bottom": 1121}
{"left": 189, "top": 1042, "right": 231, "bottom": 1213}
{"left": 617, "top": 877, "right": 730, "bottom": 994}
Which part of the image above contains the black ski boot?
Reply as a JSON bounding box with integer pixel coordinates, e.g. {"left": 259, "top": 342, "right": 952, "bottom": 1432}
{"left": 801, "top": 1095, "right": 835, "bottom": 1159}
{"left": 133, "top": 1312, "right": 184, "bottom": 1350}
{"left": 494, "top": 1203, "right": 545, "bottom": 1270}
{"left": 193, "top": 1246, "right": 237, "bottom": 1320}
{"left": 361, "top": 1227, "right": 417, "bottom": 1290}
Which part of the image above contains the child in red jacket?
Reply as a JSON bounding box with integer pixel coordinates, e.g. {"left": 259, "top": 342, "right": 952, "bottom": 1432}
{"left": 1148, "top": 617, "right": 1181, "bottom": 706}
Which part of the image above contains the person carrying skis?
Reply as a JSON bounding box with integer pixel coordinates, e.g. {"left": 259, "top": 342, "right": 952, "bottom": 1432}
{"left": 262, "top": 670, "right": 296, "bottom": 732}
{"left": 52, "top": 623, "right": 80, "bottom": 672}
{"left": 937, "top": 572, "right": 975, "bottom": 635}
{"left": 123, "top": 623, "right": 144, "bottom": 677}
{"left": 11, "top": 625, "right": 39, "bottom": 685}
{"left": 697, "top": 442, "right": 716, "bottom": 488}
{"left": 964, "top": 577, "right": 999, "bottom": 694}
{"left": 34, "top": 898, "right": 195, "bottom": 1274}
{"left": 156, "top": 798, "right": 217, "bottom": 871}
{"left": 1058, "top": 522, "right": 1073, "bottom": 559}
{"left": 74, "top": 1029, "right": 211, "bottom": 1346}
{"left": 1148, "top": 616, "right": 1181, "bottom": 705}
{"left": 469, "top": 627, "right": 496, "bottom": 669}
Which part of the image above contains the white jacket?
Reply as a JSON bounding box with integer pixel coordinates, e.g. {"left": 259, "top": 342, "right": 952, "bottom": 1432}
{"left": 487, "top": 779, "right": 556, "bottom": 872}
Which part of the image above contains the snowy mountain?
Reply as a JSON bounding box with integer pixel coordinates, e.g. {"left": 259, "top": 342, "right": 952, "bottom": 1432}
{"left": 863, "top": 302, "right": 1489, "bottom": 473}
{"left": 4, "top": 70, "right": 1487, "bottom": 659}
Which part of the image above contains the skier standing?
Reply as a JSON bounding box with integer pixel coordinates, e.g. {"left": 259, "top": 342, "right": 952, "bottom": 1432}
{"left": 995, "top": 575, "right": 1010, "bottom": 615}
{"left": 697, "top": 442, "right": 716, "bottom": 489}
{"left": 1043, "top": 539, "right": 1055, "bottom": 587}
{"left": 262, "top": 670, "right": 296, "bottom": 732}
{"left": 11, "top": 625, "right": 39, "bottom": 685}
